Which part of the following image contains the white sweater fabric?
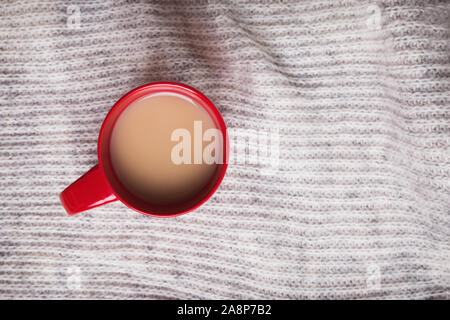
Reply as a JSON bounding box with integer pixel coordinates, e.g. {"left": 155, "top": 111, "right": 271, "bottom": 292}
{"left": 0, "top": 0, "right": 449, "bottom": 299}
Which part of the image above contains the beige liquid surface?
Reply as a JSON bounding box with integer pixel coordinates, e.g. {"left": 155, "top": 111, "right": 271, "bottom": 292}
{"left": 110, "top": 93, "right": 218, "bottom": 205}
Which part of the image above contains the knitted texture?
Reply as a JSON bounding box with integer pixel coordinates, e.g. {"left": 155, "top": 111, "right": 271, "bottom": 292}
{"left": 0, "top": 0, "right": 449, "bottom": 299}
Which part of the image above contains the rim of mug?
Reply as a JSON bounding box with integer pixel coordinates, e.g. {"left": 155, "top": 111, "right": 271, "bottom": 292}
{"left": 97, "top": 82, "right": 228, "bottom": 218}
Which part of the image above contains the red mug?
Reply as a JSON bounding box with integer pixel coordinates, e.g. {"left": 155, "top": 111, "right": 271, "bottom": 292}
{"left": 60, "top": 82, "right": 228, "bottom": 217}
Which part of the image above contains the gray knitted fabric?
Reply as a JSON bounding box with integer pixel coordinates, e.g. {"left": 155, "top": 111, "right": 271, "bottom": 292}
{"left": 0, "top": 0, "right": 449, "bottom": 299}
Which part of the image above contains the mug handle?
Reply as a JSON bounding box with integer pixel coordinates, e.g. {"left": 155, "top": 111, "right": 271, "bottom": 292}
{"left": 60, "top": 165, "right": 118, "bottom": 215}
